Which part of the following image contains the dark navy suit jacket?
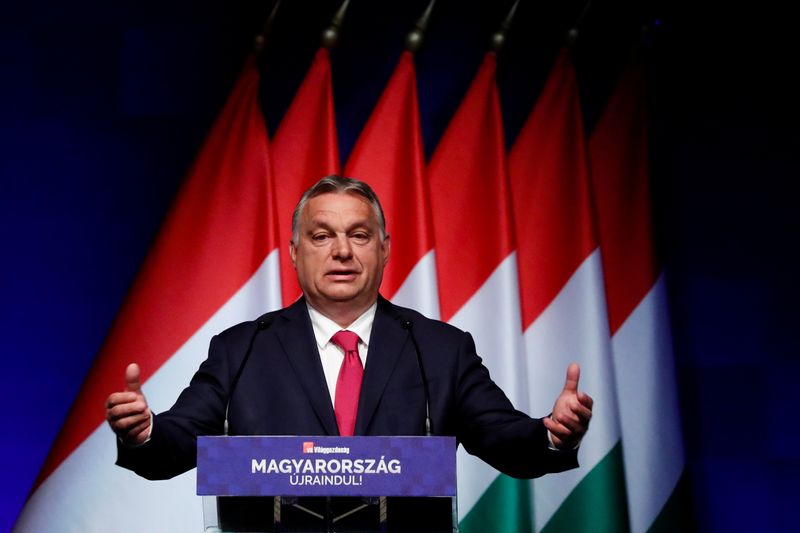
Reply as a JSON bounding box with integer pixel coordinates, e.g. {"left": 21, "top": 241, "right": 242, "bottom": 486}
{"left": 117, "top": 296, "right": 578, "bottom": 480}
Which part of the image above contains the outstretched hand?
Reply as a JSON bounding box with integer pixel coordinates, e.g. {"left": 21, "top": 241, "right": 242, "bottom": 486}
{"left": 105, "top": 363, "right": 152, "bottom": 446}
{"left": 543, "top": 363, "right": 593, "bottom": 450}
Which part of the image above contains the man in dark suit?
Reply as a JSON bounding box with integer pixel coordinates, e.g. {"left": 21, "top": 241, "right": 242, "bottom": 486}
{"left": 106, "top": 175, "right": 593, "bottom": 518}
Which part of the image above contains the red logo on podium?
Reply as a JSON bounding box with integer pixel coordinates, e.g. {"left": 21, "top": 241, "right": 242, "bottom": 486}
{"left": 302, "top": 441, "right": 314, "bottom": 454}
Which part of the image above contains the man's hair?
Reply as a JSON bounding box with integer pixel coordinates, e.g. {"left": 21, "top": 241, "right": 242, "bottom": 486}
{"left": 291, "top": 175, "right": 387, "bottom": 244}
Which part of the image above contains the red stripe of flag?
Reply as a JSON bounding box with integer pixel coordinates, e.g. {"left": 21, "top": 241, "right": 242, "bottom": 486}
{"left": 272, "top": 48, "right": 340, "bottom": 306}
{"left": 34, "top": 54, "right": 278, "bottom": 487}
{"left": 344, "top": 51, "right": 432, "bottom": 299}
{"left": 429, "top": 53, "right": 514, "bottom": 322}
{"left": 509, "top": 48, "right": 596, "bottom": 330}
{"left": 588, "top": 54, "right": 659, "bottom": 334}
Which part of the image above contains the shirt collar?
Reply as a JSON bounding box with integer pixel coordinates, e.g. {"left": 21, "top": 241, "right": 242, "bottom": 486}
{"left": 306, "top": 301, "right": 377, "bottom": 349}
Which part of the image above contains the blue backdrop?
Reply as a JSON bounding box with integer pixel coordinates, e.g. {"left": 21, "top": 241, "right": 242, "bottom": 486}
{"left": 1, "top": 1, "right": 798, "bottom": 531}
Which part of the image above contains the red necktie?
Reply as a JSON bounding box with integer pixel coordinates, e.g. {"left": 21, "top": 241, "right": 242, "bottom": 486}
{"left": 330, "top": 330, "right": 363, "bottom": 436}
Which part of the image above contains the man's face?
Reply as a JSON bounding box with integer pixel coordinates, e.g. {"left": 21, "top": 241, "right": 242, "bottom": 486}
{"left": 290, "top": 192, "right": 390, "bottom": 316}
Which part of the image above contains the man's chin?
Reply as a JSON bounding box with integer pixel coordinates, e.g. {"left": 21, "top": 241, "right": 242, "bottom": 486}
{"left": 318, "top": 287, "right": 361, "bottom": 303}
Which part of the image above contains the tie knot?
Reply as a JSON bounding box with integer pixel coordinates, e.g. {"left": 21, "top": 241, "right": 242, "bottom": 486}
{"left": 331, "top": 330, "right": 360, "bottom": 353}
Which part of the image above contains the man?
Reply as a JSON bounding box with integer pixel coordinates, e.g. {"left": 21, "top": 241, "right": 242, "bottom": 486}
{"left": 106, "top": 176, "right": 592, "bottom": 505}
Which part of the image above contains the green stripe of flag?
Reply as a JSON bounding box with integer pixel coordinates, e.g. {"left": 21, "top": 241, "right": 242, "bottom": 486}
{"left": 541, "top": 442, "right": 630, "bottom": 533}
{"left": 460, "top": 474, "right": 533, "bottom": 533}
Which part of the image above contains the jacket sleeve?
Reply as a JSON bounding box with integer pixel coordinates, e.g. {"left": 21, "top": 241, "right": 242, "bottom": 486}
{"left": 115, "top": 332, "right": 237, "bottom": 480}
{"left": 452, "top": 331, "right": 578, "bottom": 478}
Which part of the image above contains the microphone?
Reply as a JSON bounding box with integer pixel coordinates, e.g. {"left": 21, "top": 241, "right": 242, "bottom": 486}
{"left": 401, "top": 319, "right": 433, "bottom": 436}
{"left": 224, "top": 315, "right": 274, "bottom": 435}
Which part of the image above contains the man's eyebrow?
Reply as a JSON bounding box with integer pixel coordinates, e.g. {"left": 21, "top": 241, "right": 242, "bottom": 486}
{"left": 347, "top": 223, "right": 372, "bottom": 233}
{"left": 306, "top": 217, "right": 373, "bottom": 233}
{"left": 306, "top": 218, "right": 333, "bottom": 231}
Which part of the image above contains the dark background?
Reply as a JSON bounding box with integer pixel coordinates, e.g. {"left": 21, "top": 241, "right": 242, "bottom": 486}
{"left": 1, "top": 0, "right": 798, "bottom": 531}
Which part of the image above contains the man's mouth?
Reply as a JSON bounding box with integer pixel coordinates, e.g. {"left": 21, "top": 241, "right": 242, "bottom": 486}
{"left": 326, "top": 269, "right": 358, "bottom": 281}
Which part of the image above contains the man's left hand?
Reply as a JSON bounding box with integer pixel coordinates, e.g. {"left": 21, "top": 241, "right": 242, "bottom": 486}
{"left": 543, "top": 363, "right": 593, "bottom": 450}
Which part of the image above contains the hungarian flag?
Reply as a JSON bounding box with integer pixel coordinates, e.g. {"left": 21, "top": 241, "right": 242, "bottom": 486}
{"left": 271, "top": 47, "right": 340, "bottom": 305}
{"left": 344, "top": 50, "right": 439, "bottom": 318}
{"left": 510, "top": 48, "right": 629, "bottom": 531}
{"left": 15, "top": 54, "right": 282, "bottom": 532}
{"left": 428, "top": 52, "right": 532, "bottom": 532}
{"left": 588, "top": 52, "right": 686, "bottom": 532}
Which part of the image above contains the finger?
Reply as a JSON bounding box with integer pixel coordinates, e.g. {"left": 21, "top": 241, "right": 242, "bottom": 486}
{"left": 110, "top": 420, "right": 150, "bottom": 444}
{"left": 568, "top": 398, "right": 593, "bottom": 423}
{"left": 127, "top": 417, "right": 152, "bottom": 438}
{"left": 552, "top": 400, "right": 580, "bottom": 426}
{"left": 551, "top": 395, "right": 588, "bottom": 430}
{"left": 544, "top": 417, "right": 577, "bottom": 447}
{"left": 578, "top": 392, "right": 594, "bottom": 410}
{"left": 118, "top": 418, "right": 151, "bottom": 446}
{"left": 125, "top": 363, "right": 142, "bottom": 393}
{"left": 552, "top": 410, "right": 585, "bottom": 434}
{"left": 106, "top": 391, "right": 139, "bottom": 409}
{"left": 107, "top": 400, "right": 148, "bottom": 422}
{"left": 110, "top": 411, "right": 150, "bottom": 431}
{"left": 550, "top": 404, "right": 589, "bottom": 436}
{"left": 543, "top": 416, "right": 560, "bottom": 436}
{"left": 544, "top": 415, "right": 573, "bottom": 438}
{"left": 563, "top": 363, "right": 580, "bottom": 393}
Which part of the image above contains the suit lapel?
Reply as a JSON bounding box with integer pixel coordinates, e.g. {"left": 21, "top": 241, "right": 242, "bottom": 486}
{"left": 355, "top": 297, "right": 409, "bottom": 435}
{"left": 275, "top": 298, "right": 339, "bottom": 435}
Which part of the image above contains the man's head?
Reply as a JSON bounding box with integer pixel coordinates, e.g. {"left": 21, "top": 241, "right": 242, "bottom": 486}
{"left": 290, "top": 175, "right": 390, "bottom": 326}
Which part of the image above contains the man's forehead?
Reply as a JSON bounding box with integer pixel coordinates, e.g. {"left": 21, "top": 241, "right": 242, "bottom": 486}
{"left": 302, "top": 192, "right": 374, "bottom": 221}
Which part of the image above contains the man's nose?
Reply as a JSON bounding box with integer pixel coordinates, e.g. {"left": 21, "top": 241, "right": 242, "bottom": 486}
{"left": 331, "top": 234, "right": 353, "bottom": 260}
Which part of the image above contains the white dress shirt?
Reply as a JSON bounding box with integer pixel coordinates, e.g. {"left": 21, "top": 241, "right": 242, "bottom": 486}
{"left": 306, "top": 301, "right": 377, "bottom": 407}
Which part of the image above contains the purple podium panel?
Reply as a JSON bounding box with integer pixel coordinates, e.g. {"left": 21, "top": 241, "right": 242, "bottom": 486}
{"left": 197, "top": 436, "right": 456, "bottom": 498}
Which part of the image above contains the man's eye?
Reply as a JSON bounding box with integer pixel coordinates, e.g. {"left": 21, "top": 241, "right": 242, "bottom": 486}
{"left": 351, "top": 232, "right": 369, "bottom": 242}
{"left": 312, "top": 233, "right": 330, "bottom": 242}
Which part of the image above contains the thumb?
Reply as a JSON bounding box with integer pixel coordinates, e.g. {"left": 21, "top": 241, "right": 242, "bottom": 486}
{"left": 125, "top": 363, "right": 142, "bottom": 393}
{"left": 563, "top": 363, "right": 580, "bottom": 393}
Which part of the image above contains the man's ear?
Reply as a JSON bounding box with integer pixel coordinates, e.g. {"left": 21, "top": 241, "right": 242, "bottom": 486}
{"left": 382, "top": 235, "right": 391, "bottom": 266}
{"left": 289, "top": 240, "right": 298, "bottom": 270}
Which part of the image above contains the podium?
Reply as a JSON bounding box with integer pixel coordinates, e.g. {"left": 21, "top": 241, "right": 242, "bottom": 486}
{"left": 197, "top": 436, "right": 457, "bottom": 532}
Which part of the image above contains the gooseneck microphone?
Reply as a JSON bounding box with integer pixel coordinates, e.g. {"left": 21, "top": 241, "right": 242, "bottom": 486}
{"left": 224, "top": 315, "right": 274, "bottom": 435}
{"left": 402, "top": 319, "right": 433, "bottom": 436}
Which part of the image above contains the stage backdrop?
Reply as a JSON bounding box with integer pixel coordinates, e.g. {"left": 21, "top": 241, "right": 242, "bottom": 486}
{"left": 2, "top": 1, "right": 799, "bottom": 532}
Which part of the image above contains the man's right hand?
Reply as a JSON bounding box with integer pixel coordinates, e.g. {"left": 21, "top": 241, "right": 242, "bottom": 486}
{"left": 105, "top": 363, "right": 152, "bottom": 446}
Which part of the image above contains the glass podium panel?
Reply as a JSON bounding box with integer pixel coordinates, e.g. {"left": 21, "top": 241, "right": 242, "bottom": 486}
{"left": 203, "top": 495, "right": 457, "bottom": 532}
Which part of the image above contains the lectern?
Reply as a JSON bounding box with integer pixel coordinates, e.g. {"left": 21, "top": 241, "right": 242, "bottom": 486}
{"left": 197, "top": 436, "right": 457, "bottom": 532}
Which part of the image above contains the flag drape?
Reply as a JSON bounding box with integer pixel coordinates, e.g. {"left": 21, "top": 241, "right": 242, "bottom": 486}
{"left": 428, "top": 52, "right": 531, "bottom": 531}
{"left": 510, "top": 48, "right": 628, "bottom": 532}
{"left": 16, "top": 54, "right": 282, "bottom": 532}
{"left": 588, "top": 53, "right": 686, "bottom": 533}
{"left": 344, "top": 50, "right": 438, "bottom": 317}
{"left": 272, "top": 47, "right": 340, "bottom": 306}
